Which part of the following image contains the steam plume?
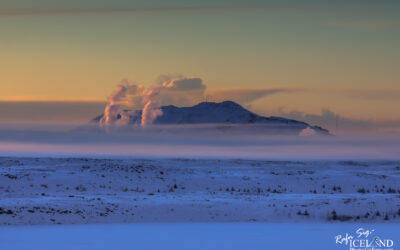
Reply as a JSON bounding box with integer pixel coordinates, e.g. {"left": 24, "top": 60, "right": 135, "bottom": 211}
{"left": 141, "top": 88, "right": 163, "bottom": 126}
{"left": 299, "top": 127, "right": 317, "bottom": 136}
{"left": 100, "top": 81, "right": 146, "bottom": 127}
{"left": 100, "top": 84, "right": 128, "bottom": 126}
{"left": 101, "top": 81, "right": 164, "bottom": 128}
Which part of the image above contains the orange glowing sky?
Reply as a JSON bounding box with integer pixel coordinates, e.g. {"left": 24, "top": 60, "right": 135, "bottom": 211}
{"left": 1, "top": 0, "right": 399, "bottom": 127}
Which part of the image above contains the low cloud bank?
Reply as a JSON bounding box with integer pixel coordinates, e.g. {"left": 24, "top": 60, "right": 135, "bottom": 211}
{"left": 0, "top": 123, "right": 399, "bottom": 159}
{"left": 276, "top": 109, "right": 372, "bottom": 132}
{"left": 277, "top": 108, "right": 400, "bottom": 133}
{"left": 0, "top": 101, "right": 105, "bottom": 122}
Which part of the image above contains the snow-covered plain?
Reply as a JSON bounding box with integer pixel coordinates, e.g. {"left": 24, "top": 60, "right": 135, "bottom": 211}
{"left": 0, "top": 156, "right": 399, "bottom": 249}
{"left": 1, "top": 157, "right": 399, "bottom": 225}
{"left": 0, "top": 223, "right": 399, "bottom": 250}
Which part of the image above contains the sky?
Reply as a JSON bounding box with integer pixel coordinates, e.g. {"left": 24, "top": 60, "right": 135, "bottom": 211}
{"left": 1, "top": 0, "right": 399, "bottom": 130}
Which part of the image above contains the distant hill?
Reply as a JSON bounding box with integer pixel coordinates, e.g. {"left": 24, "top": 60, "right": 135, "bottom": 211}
{"left": 90, "top": 101, "right": 329, "bottom": 135}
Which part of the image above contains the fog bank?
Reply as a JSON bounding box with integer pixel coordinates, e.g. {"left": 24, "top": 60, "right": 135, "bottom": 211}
{"left": 0, "top": 123, "right": 399, "bottom": 159}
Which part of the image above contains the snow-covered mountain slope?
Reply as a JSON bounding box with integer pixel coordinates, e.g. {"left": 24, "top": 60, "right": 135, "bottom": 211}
{"left": 92, "top": 101, "right": 329, "bottom": 135}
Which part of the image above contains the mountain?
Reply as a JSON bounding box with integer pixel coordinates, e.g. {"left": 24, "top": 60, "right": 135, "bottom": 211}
{"left": 91, "top": 101, "right": 329, "bottom": 135}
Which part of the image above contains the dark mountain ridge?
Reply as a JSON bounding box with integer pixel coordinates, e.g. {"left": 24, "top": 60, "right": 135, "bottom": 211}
{"left": 91, "top": 101, "right": 329, "bottom": 135}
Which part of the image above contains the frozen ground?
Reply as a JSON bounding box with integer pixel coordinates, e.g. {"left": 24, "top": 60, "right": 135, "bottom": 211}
{"left": 0, "top": 157, "right": 400, "bottom": 225}
{"left": 0, "top": 223, "right": 399, "bottom": 250}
